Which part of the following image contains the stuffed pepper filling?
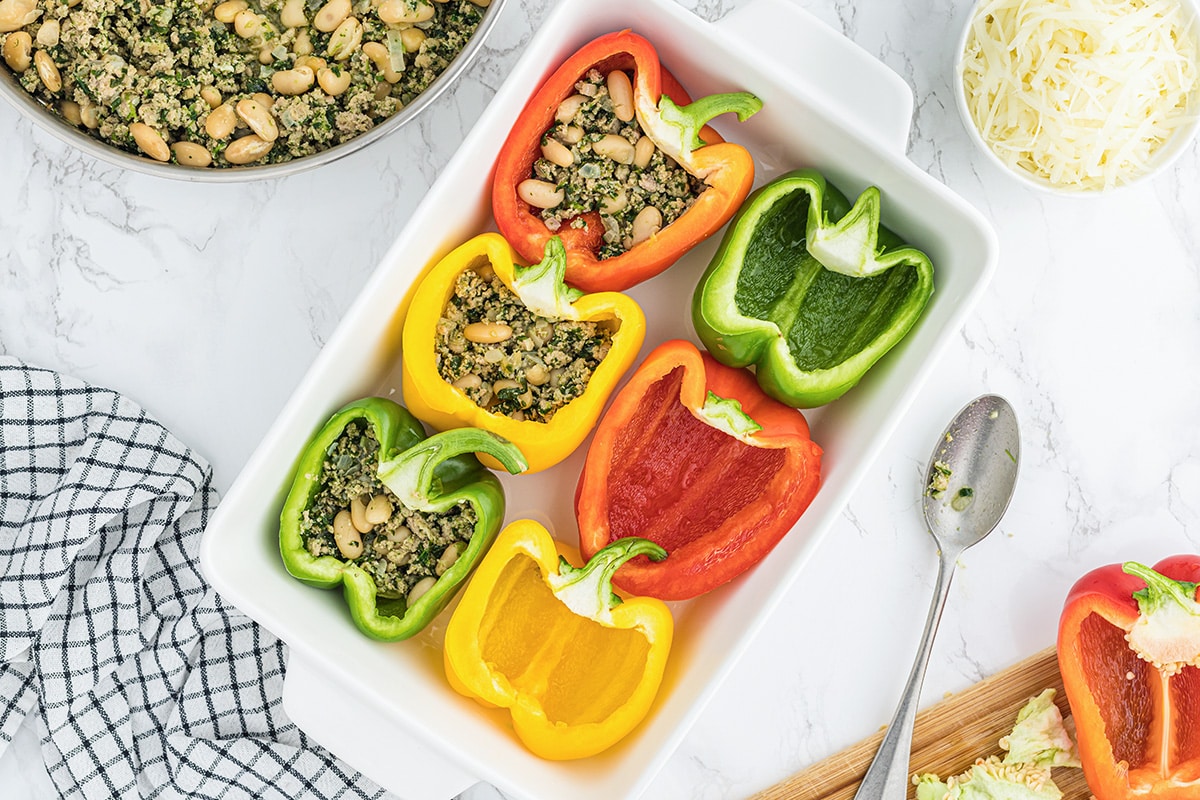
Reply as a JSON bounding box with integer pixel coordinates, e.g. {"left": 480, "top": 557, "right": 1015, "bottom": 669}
{"left": 527, "top": 69, "right": 705, "bottom": 259}
{"left": 301, "top": 422, "right": 477, "bottom": 602}
{"left": 435, "top": 260, "right": 613, "bottom": 422}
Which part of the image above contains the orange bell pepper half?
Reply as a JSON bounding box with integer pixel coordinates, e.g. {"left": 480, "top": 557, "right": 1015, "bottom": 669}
{"left": 575, "top": 339, "right": 822, "bottom": 600}
{"left": 1058, "top": 555, "right": 1200, "bottom": 800}
{"left": 492, "top": 30, "right": 761, "bottom": 293}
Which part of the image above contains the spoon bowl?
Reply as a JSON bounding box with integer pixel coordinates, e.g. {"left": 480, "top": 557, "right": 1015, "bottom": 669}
{"left": 852, "top": 394, "right": 1020, "bottom": 800}
{"left": 923, "top": 394, "right": 1021, "bottom": 551}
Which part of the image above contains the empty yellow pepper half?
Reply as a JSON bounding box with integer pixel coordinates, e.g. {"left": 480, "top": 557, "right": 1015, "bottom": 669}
{"left": 443, "top": 519, "right": 673, "bottom": 760}
{"left": 402, "top": 233, "right": 646, "bottom": 474}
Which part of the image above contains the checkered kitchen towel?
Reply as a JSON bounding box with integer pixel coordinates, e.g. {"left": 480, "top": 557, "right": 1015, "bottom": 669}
{"left": 0, "top": 357, "right": 387, "bottom": 799}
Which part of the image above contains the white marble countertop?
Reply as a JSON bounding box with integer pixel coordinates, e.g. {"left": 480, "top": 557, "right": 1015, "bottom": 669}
{"left": 4, "top": 0, "right": 1200, "bottom": 797}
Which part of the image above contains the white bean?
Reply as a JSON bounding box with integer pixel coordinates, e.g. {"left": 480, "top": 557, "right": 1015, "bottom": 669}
{"left": 407, "top": 576, "right": 437, "bottom": 606}
{"left": 79, "top": 100, "right": 99, "bottom": 129}
{"left": 555, "top": 94, "right": 586, "bottom": 124}
{"left": 235, "top": 97, "right": 278, "bottom": 142}
{"left": 171, "top": 141, "right": 213, "bottom": 167}
{"left": 558, "top": 124, "right": 583, "bottom": 145}
{"left": 35, "top": 18, "right": 59, "bottom": 47}
{"left": 463, "top": 322, "right": 512, "bottom": 343}
{"left": 592, "top": 133, "right": 635, "bottom": 164}
{"left": 271, "top": 65, "right": 314, "bottom": 95}
{"left": 606, "top": 70, "right": 634, "bottom": 122}
{"left": 362, "top": 41, "right": 400, "bottom": 83}
{"left": 224, "top": 134, "right": 273, "bottom": 165}
{"left": 233, "top": 9, "right": 263, "bottom": 38}
{"left": 400, "top": 27, "right": 425, "bottom": 52}
{"left": 633, "top": 135, "right": 655, "bottom": 169}
{"left": 540, "top": 137, "right": 572, "bottom": 167}
{"left": 213, "top": 0, "right": 246, "bottom": 22}
{"left": 59, "top": 99, "right": 81, "bottom": 126}
{"left": 199, "top": 85, "right": 222, "bottom": 109}
{"left": 204, "top": 103, "right": 237, "bottom": 139}
{"left": 313, "top": 0, "right": 350, "bottom": 32}
{"left": 377, "top": 0, "right": 433, "bottom": 24}
{"left": 317, "top": 65, "right": 351, "bottom": 96}
{"left": 453, "top": 374, "right": 482, "bottom": 390}
{"left": 292, "top": 28, "right": 313, "bottom": 55}
{"left": 349, "top": 496, "right": 372, "bottom": 534}
{"left": 324, "top": 16, "right": 362, "bottom": 61}
{"left": 517, "top": 178, "right": 563, "bottom": 209}
{"left": 0, "top": 0, "right": 40, "bottom": 33}
{"left": 364, "top": 494, "right": 393, "bottom": 526}
{"left": 601, "top": 189, "right": 627, "bottom": 215}
{"left": 333, "top": 510, "right": 364, "bottom": 559}
{"left": 631, "top": 206, "right": 662, "bottom": 246}
{"left": 2, "top": 30, "right": 31, "bottom": 71}
{"left": 435, "top": 542, "right": 465, "bottom": 576}
{"left": 32, "top": 49, "right": 60, "bottom": 93}
{"left": 130, "top": 122, "right": 170, "bottom": 162}
{"left": 280, "top": 0, "right": 307, "bottom": 27}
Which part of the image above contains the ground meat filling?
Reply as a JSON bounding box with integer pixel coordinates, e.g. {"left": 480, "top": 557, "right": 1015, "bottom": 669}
{"left": 1, "top": 0, "right": 485, "bottom": 167}
{"left": 530, "top": 68, "right": 706, "bottom": 260}
{"left": 301, "top": 422, "right": 476, "bottom": 601}
{"left": 435, "top": 263, "right": 613, "bottom": 423}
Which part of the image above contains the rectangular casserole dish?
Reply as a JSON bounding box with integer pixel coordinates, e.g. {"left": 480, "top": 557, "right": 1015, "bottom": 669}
{"left": 199, "top": 0, "right": 999, "bottom": 797}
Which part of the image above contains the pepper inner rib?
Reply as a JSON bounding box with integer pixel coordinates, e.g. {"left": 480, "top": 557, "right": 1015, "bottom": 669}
{"left": 604, "top": 366, "right": 786, "bottom": 550}
{"left": 477, "top": 554, "right": 650, "bottom": 725}
{"left": 733, "top": 188, "right": 922, "bottom": 371}
{"left": 1075, "top": 609, "right": 1200, "bottom": 786}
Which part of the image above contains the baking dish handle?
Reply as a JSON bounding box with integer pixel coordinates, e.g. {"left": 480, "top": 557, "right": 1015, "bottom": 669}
{"left": 283, "top": 652, "right": 478, "bottom": 799}
{"left": 717, "top": 0, "right": 914, "bottom": 153}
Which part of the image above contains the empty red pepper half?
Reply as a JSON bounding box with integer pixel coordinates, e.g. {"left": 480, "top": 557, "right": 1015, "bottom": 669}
{"left": 492, "top": 30, "right": 760, "bottom": 293}
{"left": 575, "top": 339, "right": 821, "bottom": 600}
{"left": 1058, "top": 555, "right": 1200, "bottom": 800}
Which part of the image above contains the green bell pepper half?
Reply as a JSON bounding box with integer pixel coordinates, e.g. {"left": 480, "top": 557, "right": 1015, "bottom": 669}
{"left": 278, "top": 397, "right": 528, "bottom": 641}
{"left": 692, "top": 168, "right": 935, "bottom": 407}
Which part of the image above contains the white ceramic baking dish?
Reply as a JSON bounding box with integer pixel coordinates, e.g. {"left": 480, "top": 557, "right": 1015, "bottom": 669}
{"left": 199, "top": 0, "right": 999, "bottom": 797}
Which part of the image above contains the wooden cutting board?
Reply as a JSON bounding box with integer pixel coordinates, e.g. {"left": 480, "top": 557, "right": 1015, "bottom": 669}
{"left": 752, "top": 647, "right": 1092, "bottom": 800}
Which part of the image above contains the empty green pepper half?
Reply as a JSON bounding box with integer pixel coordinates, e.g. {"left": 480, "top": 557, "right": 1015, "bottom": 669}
{"left": 278, "top": 397, "right": 527, "bottom": 641}
{"left": 692, "top": 169, "right": 934, "bottom": 407}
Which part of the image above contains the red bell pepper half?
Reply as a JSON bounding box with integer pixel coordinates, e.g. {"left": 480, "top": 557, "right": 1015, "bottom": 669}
{"left": 1058, "top": 555, "right": 1200, "bottom": 800}
{"left": 492, "top": 30, "right": 760, "bottom": 293}
{"left": 575, "top": 339, "right": 822, "bottom": 600}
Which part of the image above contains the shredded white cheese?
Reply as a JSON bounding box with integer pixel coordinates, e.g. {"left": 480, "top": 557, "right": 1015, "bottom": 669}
{"left": 961, "top": 0, "right": 1200, "bottom": 191}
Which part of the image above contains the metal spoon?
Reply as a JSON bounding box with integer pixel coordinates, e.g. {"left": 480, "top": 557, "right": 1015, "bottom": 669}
{"left": 852, "top": 394, "right": 1021, "bottom": 800}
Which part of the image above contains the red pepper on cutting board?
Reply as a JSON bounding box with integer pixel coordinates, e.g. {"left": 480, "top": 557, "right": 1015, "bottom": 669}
{"left": 492, "top": 30, "right": 760, "bottom": 293}
{"left": 574, "top": 339, "right": 822, "bottom": 600}
{"left": 1057, "top": 555, "right": 1200, "bottom": 800}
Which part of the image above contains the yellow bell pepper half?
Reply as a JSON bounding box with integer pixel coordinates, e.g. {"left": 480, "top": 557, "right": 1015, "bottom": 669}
{"left": 401, "top": 233, "right": 646, "bottom": 474}
{"left": 443, "top": 519, "right": 674, "bottom": 760}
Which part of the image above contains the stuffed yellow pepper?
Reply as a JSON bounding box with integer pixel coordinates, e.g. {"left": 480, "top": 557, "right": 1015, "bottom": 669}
{"left": 443, "top": 519, "right": 673, "bottom": 760}
{"left": 402, "top": 233, "right": 645, "bottom": 473}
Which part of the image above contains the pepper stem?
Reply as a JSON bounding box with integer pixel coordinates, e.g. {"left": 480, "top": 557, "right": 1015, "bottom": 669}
{"left": 547, "top": 537, "right": 666, "bottom": 624}
{"left": 645, "top": 91, "right": 762, "bottom": 165}
{"left": 378, "top": 428, "right": 527, "bottom": 512}
{"left": 511, "top": 236, "right": 584, "bottom": 320}
{"left": 695, "top": 390, "right": 764, "bottom": 446}
{"left": 1125, "top": 561, "right": 1200, "bottom": 617}
{"left": 807, "top": 186, "right": 891, "bottom": 278}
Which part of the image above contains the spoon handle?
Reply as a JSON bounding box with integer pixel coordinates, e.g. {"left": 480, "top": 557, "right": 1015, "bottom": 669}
{"left": 852, "top": 547, "right": 960, "bottom": 800}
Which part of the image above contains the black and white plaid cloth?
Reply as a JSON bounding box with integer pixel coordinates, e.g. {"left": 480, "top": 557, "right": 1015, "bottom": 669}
{"left": 0, "top": 357, "right": 388, "bottom": 799}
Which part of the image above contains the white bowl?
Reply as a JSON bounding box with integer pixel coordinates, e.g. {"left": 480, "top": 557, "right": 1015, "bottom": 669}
{"left": 199, "top": 0, "right": 999, "bottom": 797}
{"left": 953, "top": 0, "right": 1200, "bottom": 195}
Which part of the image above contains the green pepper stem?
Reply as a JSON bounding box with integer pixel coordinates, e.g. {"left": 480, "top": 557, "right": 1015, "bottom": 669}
{"left": 695, "top": 390, "right": 764, "bottom": 446}
{"left": 547, "top": 537, "right": 666, "bottom": 623}
{"left": 378, "top": 428, "right": 527, "bottom": 512}
{"left": 511, "top": 236, "right": 584, "bottom": 319}
{"left": 645, "top": 91, "right": 762, "bottom": 165}
{"left": 1124, "top": 561, "right": 1200, "bottom": 617}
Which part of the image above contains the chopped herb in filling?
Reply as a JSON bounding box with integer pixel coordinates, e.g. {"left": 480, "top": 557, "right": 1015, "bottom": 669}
{"left": 301, "top": 422, "right": 476, "bottom": 599}
{"left": 532, "top": 69, "right": 705, "bottom": 259}
{"left": 435, "top": 265, "right": 612, "bottom": 422}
